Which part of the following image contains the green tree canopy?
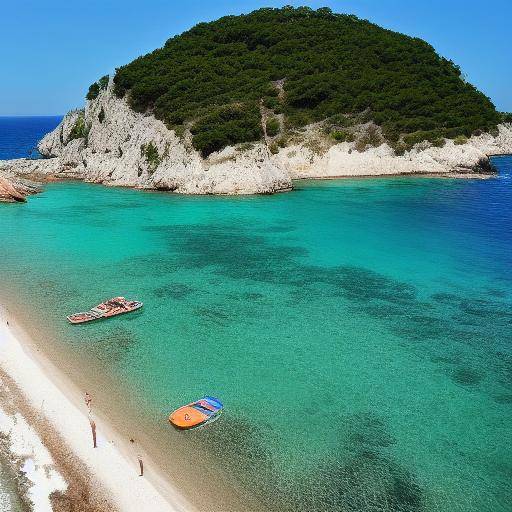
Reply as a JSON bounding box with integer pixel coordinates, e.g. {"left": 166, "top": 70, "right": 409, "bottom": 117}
{"left": 113, "top": 7, "right": 500, "bottom": 156}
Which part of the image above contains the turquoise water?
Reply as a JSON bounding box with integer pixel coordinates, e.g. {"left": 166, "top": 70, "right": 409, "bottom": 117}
{"left": 0, "top": 159, "right": 511, "bottom": 511}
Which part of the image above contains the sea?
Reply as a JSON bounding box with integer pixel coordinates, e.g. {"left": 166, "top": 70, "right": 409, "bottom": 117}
{"left": 0, "top": 116, "right": 511, "bottom": 511}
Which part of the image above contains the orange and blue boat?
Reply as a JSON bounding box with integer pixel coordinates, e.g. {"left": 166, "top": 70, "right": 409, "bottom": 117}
{"left": 169, "top": 396, "right": 223, "bottom": 430}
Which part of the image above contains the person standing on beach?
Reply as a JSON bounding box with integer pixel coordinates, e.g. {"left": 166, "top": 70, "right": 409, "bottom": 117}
{"left": 84, "top": 392, "right": 92, "bottom": 413}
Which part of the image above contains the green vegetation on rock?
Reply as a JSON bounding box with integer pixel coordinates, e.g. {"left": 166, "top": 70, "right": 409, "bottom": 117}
{"left": 113, "top": 6, "right": 500, "bottom": 156}
{"left": 140, "top": 141, "right": 161, "bottom": 172}
{"left": 69, "top": 113, "right": 89, "bottom": 141}
{"left": 332, "top": 130, "right": 355, "bottom": 143}
{"left": 265, "top": 117, "right": 280, "bottom": 137}
{"left": 87, "top": 75, "right": 110, "bottom": 101}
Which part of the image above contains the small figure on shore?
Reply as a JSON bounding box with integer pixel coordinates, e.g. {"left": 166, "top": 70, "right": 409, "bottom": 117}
{"left": 130, "top": 439, "right": 144, "bottom": 476}
{"left": 138, "top": 455, "right": 144, "bottom": 477}
{"left": 89, "top": 418, "right": 97, "bottom": 448}
{"left": 84, "top": 392, "right": 92, "bottom": 413}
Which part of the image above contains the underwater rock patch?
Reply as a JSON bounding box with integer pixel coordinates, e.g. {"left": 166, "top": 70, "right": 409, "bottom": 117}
{"left": 451, "top": 367, "right": 484, "bottom": 386}
{"left": 153, "top": 283, "right": 195, "bottom": 299}
{"left": 296, "top": 450, "right": 424, "bottom": 512}
{"left": 88, "top": 326, "right": 138, "bottom": 363}
{"left": 342, "top": 412, "right": 396, "bottom": 449}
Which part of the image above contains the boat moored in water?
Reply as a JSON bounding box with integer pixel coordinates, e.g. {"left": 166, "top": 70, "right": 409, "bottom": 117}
{"left": 169, "top": 396, "right": 223, "bottom": 430}
{"left": 67, "top": 297, "right": 143, "bottom": 324}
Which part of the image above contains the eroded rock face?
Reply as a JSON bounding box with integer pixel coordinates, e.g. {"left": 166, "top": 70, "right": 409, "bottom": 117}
{"left": 1, "top": 82, "right": 511, "bottom": 199}
{"left": 33, "top": 85, "right": 292, "bottom": 195}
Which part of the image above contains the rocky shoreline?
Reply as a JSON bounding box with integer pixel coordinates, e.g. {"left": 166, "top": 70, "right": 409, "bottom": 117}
{"left": 1, "top": 84, "right": 511, "bottom": 201}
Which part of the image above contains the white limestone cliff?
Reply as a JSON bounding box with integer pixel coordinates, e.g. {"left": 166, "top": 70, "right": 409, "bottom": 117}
{"left": 274, "top": 124, "right": 512, "bottom": 178}
{"left": 34, "top": 85, "right": 292, "bottom": 195}
{"left": 1, "top": 83, "right": 511, "bottom": 200}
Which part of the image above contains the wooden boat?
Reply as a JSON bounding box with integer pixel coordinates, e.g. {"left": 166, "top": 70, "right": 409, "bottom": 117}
{"left": 169, "top": 396, "right": 223, "bottom": 430}
{"left": 67, "top": 297, "right": 143, "bottom": 324}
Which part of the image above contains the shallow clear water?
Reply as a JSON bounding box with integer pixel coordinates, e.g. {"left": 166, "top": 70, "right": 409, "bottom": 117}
{"left": 0, "top": 119, "right": 511, "bottom": 511}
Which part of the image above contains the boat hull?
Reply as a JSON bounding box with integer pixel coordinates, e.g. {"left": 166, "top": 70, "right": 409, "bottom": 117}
{"left": 67, "top": 301, "right": 143, "bottom": 324}
{"left": 169, "top": 396, "right": 223, "bottom": 430}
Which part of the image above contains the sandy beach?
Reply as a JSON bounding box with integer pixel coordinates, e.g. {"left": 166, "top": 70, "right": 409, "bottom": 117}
{"left": 0, "top": 304, "right": 193, "bottom": 512}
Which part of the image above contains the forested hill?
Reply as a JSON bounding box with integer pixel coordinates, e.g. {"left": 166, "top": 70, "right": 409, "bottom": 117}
{"left": 109, "top": 6, "right": 502, "bottom": 156}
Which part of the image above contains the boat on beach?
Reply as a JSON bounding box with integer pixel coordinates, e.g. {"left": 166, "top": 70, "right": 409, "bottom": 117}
{"left": 67, "top": 297, "right": 143, "bottom": 324}
{"left": 169, "top": 396, "right": 223, "bottom": 430}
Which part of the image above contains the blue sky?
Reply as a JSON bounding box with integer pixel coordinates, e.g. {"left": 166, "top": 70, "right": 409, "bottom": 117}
{"left": 1, "top": 0, "right": 510, "bottom": 115}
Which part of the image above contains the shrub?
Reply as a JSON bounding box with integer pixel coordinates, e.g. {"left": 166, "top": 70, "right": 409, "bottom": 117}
{"left": 393, "top": 142, "right": 408, "bottom": 156}
{"left": 332, "top": 130, "right": 355, "bottom": 143}
{"left": 355, "top": 125, "right": 382, "bottom": 151}
{"left": 269, "top": 144, "right": 279, "bottom": 154}
{"left": 87, "top": 75, "right": 110, "bottom": 100}
{"left": 140, "top": 142, "right": 161, "bottom": 172}
{"left": 86, "top": 83, "right": 100, "bottom": 101}
{"left": 431, "top": 138, "right": 446, "bottom": 148}
{"left": 98, "top": 107, "right": 105, "bottom": 123}
{"left": 500, "top": 112, "right": 512, "bottom": 123}
{"left": 266, "top": 117, "right": 280, "bottom": 137}
{"left": 191, "top": 103, "right": 262, "bottom": 157}
{"left": 98, "top": 75, "right": 109, "bottom": 90}
{"left": 473, "top": 157, "right": 494, "bottom": 174}
{"left": 171, "top": 125, "right": 186, "bottom": 138}
{"left": 69, "top": 114, "right": 89, "bottom": 140}
{"left": 453, "top": 135, "right": 467, "bottom": 145}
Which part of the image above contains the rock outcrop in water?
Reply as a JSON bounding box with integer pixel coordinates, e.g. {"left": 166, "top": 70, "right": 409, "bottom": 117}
{"left": 1, "top": 85, "right": 511, "bottom": 198}
{"left": 0, "top": 173, "right": 40, "bottom": 203}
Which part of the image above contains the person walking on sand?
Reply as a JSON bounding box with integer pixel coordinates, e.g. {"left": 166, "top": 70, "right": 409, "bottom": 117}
{"left": 84, "top": 392, "right": 92, "bottom": 413}
{"left": 130, "top": 438, "right": 144, "bottom": 476}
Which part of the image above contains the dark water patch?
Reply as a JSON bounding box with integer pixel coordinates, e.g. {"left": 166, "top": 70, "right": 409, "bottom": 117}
{"left": 485, "top": 288, "right": 507, "bottom": 299}
{"left": 261, "top": 224, "right": 297, "bottom": 234}
{"left": 133, "top": 222, "right": 512, "bottom": 396}
{"left": 431, "top": 292, "right": 460, "bottom": 305}
{"left": 194, "top": 414, "right": 422, "bottom": 512}
{"left": 196, "top": 415, "right": 274, "bottom": 469}
{"left": 386, "top": 180, "right": 424, "bottom": 189}
{"left": 325, "top": 267, "right": 417, "bottom": 304}
{"left": 240, "top": 292, "right": 265, "bottom": 301}
{"left": 24, "top": 206, "right": 116, "bottom": 228}
{"left": 342, "top": 412, "right": 396, "bottom": 449}
{"left": 494, "top": 394, "right": 512, "bottom": 404}
{"left": 430, "top": 354, "right": 461, "bottom": 366}
{"left": 86, "top": 326, "right": 138, "bottom": 364}
{"left": 191, "top": 415, "right": 281, "bottom": 508}
{"left": 494, "top": 351, "right": 512, "bottom": 385}
{"left": 451, "top": 367, "right": 484, "bottom": 386}
{"left": 432, "top": 293, "right": 512, "bottom": 329}
{"left": 145, "top": 224, "right": 308, "bottom": 282}
{"left": 117, "top": 255, "right": 182, "bottom": 277}
{"left": 227, "top": 291, "right": 267, "bottom": 304}
{"left": 364, "top": 303, "right": 412, "bottom": 320}
{"left": 194, "top": 306, "right": 231, "bottom": 326}
{"left": 153, "top": 283, "right": 195, "bottom": 299}
{"left": 297, "top": 451, "right": 424, "bottom": 512}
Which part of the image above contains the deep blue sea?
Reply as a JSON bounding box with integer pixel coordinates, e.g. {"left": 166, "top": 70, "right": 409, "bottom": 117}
{"left": 0, "top": 116, "right": 61, "bottom": 160}
{"left": 0, "top": 118, "right": 511, "bottom": 512}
